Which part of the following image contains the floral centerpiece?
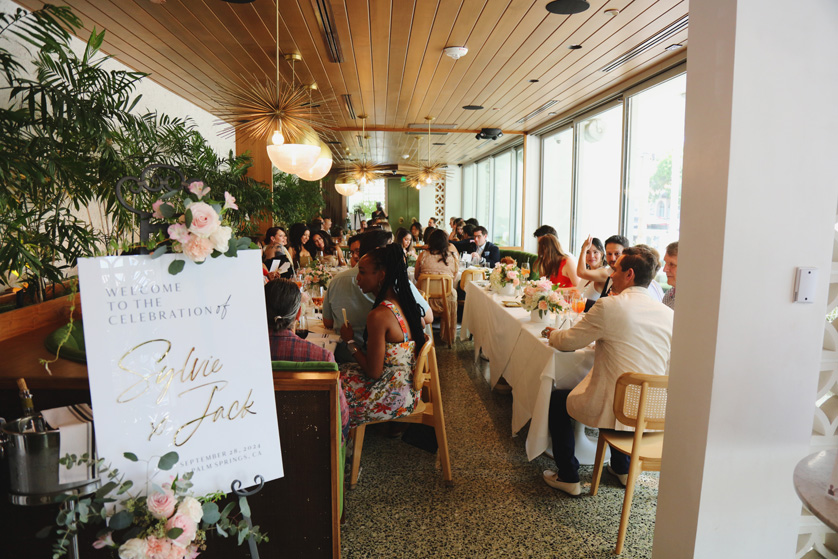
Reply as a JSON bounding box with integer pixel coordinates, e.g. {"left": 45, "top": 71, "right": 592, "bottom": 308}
{"left": 521, "top": 279, "right": 568, "bottom": 322}
{"left": 44, "top": 451, "right": 265, "bottom": 559}
{"left": 150, "top": 181, "right": 252, "bottom": 275}
{"left": 301, "top": 261, "right": 331, "bottom": 291}
{"left": 489, "top": 262, "right": 521, "bottom": 295}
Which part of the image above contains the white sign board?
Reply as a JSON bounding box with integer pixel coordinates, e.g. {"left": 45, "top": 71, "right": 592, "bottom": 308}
{"left": 78, "top": 251, "right": 282, "bottom": 494}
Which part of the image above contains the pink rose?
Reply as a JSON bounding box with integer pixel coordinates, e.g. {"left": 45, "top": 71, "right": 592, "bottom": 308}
{"left": 152, "top": 199, "right": 165, "bottom": 219}
{"left": 165, "top": 513, "right": 198, "bottom": 548}
{"left": 223, "top": 191, "right": 238, "bottom": 210}
{"left": 147, "top": 488, "right": 176, "bottom": 520}
{"left": 187, "top": 202, "right": 220, "bottom": 237}
{"left": 512, "top": 278, "right": 520, "bottom": 286}
{"left": 524, "top": 287, "right": 535, "bottom": 296}
{"left": 549, "top": 292, "right": 561, "bottom": 303}
{"left": 92, "top": 532, "right": 115, "bottom": 549}
{"left": 168, "top": 223, "right": 191, "bottom": 244}
{"left": 183, "top": 235, "right": 214, "bottom": 263}
{"left": 538, "top": 300, "right": 548, "bottom": 310}
{"left": 187, "top": 181, "right": 210, "bottom": 199}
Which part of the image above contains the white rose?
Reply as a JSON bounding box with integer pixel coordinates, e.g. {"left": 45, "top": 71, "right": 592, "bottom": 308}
{"left": 209, "top": 225, "right": 232, "bottom": 253}
{"left": 177, "top": 496, "right": 204, "bottom": 524}
{"left": 118, "top": 538, "right": 148, "bottom": 559}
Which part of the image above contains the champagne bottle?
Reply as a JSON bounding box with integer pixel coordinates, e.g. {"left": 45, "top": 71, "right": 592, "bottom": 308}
{"left": 17, "top": 378, "right": 47, "bottom": 432}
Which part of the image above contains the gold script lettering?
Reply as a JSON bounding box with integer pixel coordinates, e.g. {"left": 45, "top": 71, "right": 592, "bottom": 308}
{"left": 117, "top": 340, "right": 171, "bottom": 403}
{"left": 173, "top": 382, "right": 256, "bottom": 447}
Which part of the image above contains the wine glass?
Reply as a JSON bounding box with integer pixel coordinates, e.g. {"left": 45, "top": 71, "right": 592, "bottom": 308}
{"left": 571, "top": 292, "right": 587, "bottom": 323}
{"left": 521, "top": 262, "right": 531, "bottom": 280}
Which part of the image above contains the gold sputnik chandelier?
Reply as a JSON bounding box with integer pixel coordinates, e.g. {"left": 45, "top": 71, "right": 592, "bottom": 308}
{"left": 403, "top": 116, "right": 447, "bottom": 190}
{"left": 215, "top": 0, "right": 334, "bottom": 179}
{"left": 335, "top": 115, "right": 389, "bottom": 189}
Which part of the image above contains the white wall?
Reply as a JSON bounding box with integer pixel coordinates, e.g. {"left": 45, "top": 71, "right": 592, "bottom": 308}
{"left": 442, "top": 166, "right": 462, "bottom": 232}
{"left": 0, "top": 0, "right": 233, "bottom": 155}
{"left": 653, "top": 0, "right": 838, "bottom": 556}
{"left": 522, "top": 133, "right": 542, "bottom": 254}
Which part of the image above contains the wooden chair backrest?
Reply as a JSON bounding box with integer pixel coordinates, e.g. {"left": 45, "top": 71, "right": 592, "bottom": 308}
{"left": 419, "top": 274, "right": 453, "bottom": 298}
{"left": 412, "top": 335, "right": 434, "bottom": 391}
{"left": 612, "top": 372, "right": 668, "bottom": 431}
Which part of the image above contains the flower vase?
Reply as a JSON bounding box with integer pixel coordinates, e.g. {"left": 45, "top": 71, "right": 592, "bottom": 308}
{"left": 531, "top": 309, "right": 550, "bottom": 323}
{"left": 499, "top": 283, "right": 516, "bottom": 297}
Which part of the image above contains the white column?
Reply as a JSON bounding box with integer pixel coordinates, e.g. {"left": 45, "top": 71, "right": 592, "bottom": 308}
{"left": 522, "top": 133, "right": 542, "bottom": 253}
{"left": 653, "top": 0, "right": 838, "bottom": 557}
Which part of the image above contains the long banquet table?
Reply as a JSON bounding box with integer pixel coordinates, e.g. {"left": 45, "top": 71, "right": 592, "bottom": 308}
{"left": 460, "top": 281, "right": 596, "bottom": 461}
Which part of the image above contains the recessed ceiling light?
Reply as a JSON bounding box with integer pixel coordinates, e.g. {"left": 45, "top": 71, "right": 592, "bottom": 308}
{"left": 546, "top": 0, "right": 590, "bottom": 15}
{"left": 529, "top": 79, "right": 539, "bottom": 83}
{"left": 548, "top": 112, "right": 558, "bottom": 116}
{"left": 443, "top": 46, "right": 469, "bottom": 60}
{"left": 432, "top": 142, "right": 446, "bottom": 146}
{"left": 402, "top": 154, "right": 410, "bottom": 159}
{"left": 568, "top": 44, "right": 583, "bottom": 50}
{"left": 665, "top": 43, "right": 684, "bottom": 51}
{"left": 463, "top": 105, "right": 484, "bottom": 110}
{"left": 604, "top": 8, "right": 619, "bottom": 17}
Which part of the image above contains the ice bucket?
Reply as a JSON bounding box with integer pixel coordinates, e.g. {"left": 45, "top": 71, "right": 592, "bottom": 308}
{"left": 0, "top": 417, "right": 97, "bottom": 498}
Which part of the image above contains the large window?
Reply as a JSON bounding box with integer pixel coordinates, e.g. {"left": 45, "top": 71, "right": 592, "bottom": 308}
{"left": 540, "top": 126, "right": 573, "bottom": 249}
{"left": 460, "top": 145, "right": 524, "bottom": 247}
{"left": 573, "top": 103, "right": 623, "bottom": 253}
{"left": 624, "top": 73, "right": 686, "bottom": 248}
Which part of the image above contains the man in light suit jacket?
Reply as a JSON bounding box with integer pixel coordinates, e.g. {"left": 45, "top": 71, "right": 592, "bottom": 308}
{"left": 542, "top": 246, "right": 674, "bottom": 495}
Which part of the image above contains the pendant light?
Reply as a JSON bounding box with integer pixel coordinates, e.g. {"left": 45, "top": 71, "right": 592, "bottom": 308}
{"left": 295, "top": 88, "right": 333, "bottom": 181}
{"left": 335, "top": 182, "right": 359, "bottom": 196}
{"left": 266, "top": 1, "right": 319, "bottom": 175}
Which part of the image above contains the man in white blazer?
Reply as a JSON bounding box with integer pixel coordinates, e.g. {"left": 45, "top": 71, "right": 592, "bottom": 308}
{"left": 543, "top": 246, "right": 674, "bottom": 496}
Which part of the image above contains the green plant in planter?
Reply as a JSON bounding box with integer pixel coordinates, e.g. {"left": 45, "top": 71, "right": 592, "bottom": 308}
{"left": 271, "top": 170, "right": 325, "bottom": 226}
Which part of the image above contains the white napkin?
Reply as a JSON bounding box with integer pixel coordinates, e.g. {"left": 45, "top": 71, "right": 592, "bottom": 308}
{"left": 306, "top": 332, "right": 342, "bottom": 354}
{"left": 41, "top": 404, "right": 95, "bottom": 484}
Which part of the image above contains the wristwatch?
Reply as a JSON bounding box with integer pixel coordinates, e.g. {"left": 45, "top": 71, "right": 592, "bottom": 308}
{"left": 346, "top": 340, "right": 359, "bottom": 354}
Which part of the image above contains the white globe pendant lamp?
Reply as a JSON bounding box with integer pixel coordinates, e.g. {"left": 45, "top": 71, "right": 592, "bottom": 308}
{"left": 296, "top": 140, "right": 333, "bottom": 181}
{"left": 335, "top": 182, "right": 358, "bottom": 196}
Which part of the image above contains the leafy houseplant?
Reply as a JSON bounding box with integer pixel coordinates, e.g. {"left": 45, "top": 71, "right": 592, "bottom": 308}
{"left": 271, "top": 170, "right": 325, "bottom": 227}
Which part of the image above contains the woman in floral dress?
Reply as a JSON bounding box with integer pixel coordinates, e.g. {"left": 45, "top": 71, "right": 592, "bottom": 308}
{"left": 339, "top": 244, "right": 427, "bottom": 427}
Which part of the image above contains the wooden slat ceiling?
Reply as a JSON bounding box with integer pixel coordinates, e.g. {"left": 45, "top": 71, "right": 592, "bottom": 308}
{"left": 16, "top": 0, "right": 688, "bottom": 166}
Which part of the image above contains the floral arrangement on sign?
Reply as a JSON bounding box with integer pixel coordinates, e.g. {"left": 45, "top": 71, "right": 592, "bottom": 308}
{"left": 301, "top": 261, "right": 331, "bottom": 291}
{"left": 520, "top": 279, "right": 569, "bottom": 318}
{"left": 43, "top": 451, "right": 266, "bottom": 559}
{"left": 150, "top": 181, "right": 253, "bottom": 275}
{"left": 489, "top": 262, "right": 521, "bottom": 290}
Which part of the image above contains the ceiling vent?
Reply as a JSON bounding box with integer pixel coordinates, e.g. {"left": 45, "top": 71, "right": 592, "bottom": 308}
{"left": 601, "top": 15, "right": 689, "bottom": 73}
{"left": 515, "top": 100, "right": 559, "bottom": 124}
{"left": 310, "top": 0, "right": 343, "bottom": 63}
{"left": 405, "top": 122, "right": 457, "bottom": 136}
{"left": 342, "top": 94, "right": 356, "bottom": 120}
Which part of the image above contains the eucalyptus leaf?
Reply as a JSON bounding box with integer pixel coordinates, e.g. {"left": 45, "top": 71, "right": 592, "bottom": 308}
{"left": 157, "top": 451, "right": 179, "bottom": 471}
{"left": 161, "top": 189, "right": 179, "bottom": 200}
{"left": 237, "top": 526, "right": 248, "bottom": 546}
{"left": 36, "top": 525, "right": 53, "bottom": 539}
{"left": 201, "top": 502, "right": 220, "bottom": 524}
{"left": 123, "top": 452, "right": 138, "bottom": 462}
{"left": 166, "top": 528, "right": 183, "bottom": 539}
{"left": 239, "top": 496, "right": 251, "bottom": 518}
{"left": 184, "top": 208, "right": 193, "bottom": 229}
{"left": 117, "top": 480, "right": 133, "bottom": 495}
{"left": 237, "top": 237, "right": 251, "bottom": 249}
{"left": 220, "top": 501, "right": 235, "bottom": 520}
{"left": 159, "top": 203, "right": 176, "bottom": 219}
{"left": 94, "top": 481, "right": 118, "bottom": 499}
{"left": 216, "top": 524, "right": 228, "bottom": 538}
{"left": 168, "top": 260, "right": 185, "bottom": 275}
{"left": 224, "top": 242, "right": 237, "bottom": 257}
{"left": 108, "top": 510, "right": 133, "bottom": 530}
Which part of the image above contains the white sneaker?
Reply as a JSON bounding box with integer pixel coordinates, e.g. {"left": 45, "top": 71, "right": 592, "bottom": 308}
{"left": 607, "top": 465, "right": 628, "bottom": 487}
{"left": 542, "top": 470, "right": 582, "bottom": 496}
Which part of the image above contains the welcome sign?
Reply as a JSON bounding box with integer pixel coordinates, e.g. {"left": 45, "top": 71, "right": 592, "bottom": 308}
{"left": 77, "top": 251, "right": 282, "bottom": 495}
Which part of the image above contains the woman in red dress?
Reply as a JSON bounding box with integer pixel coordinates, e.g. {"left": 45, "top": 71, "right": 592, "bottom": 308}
{"left": 536, "top": 234, "right": 579, "bottom": 288}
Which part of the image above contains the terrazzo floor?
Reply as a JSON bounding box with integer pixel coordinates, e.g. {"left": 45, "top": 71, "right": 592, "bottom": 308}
{"left": 340, "top": 338, "right": 660, "bottom": 558}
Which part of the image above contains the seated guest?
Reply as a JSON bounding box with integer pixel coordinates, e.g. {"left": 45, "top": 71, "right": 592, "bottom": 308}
{"left": 467, "top": 226, "right": 500, "bottom": 268}
{"left": 395, "top": 227, "right": 417, "bottom": 259}
{"left": 449, "top": 216, "right": 458, "bottom": 231}
{"left": 634, "top": 244, "right": 664, "bottom": 301}
{"left": 449, "top": 218, "right": 465, "bottom": 241}
{"left": 374, "top": 219, "right": 392, "bottom": 232}
{"left": 322, "top": 231, "right": 432, "bottom": 362}
{"left": 533, "top": 224, "right": 558, "bottom": 240}
{"left": 339, "top": 244, "right": 427, "bottom": 426}
{"left": 265, "top": 278, "right": 349, "bottom": 437}
{"left": 311, "top": 230, "right": 346, "bottom": 266}
{"left": 287, "top": 222, "right": 312, "bottom": 268}
{"left": 462, "top": 223, "right": 475, "bottom": 241}
{"left": 410, "top": 221, "right": 424, "bottom": 245}
{"left": 347, "top": 234, "right": 362, "bottom": 267}
{"left": 542, "top": 246, "right": 674, "bottom": 495}
{"left": 536, "top": 235, "right": 579, "bottom": 288}
{"left": 427, "top": 216, "right": 437, "bottom": 228}
{"left": 465, "top": 217, "right": 479, "bottom": 227}
{"left": 578, "top": 237, "right": 605, "bottom": 304}
{"left": 662, "top": 241, "right": 678, "bottom": 309}
{"left": 262, "top": 226, "right": 294, "bottom": 279}
{"left": 309, "top": 217, "right": 324, "bottom": 234}
{"left": 323, "top": 217, "right": 332, "bottom": 234}
{"left": 415, "top": 229, "right": 459, "bottom": 345}
{"left": 424, "top": 226, "right": 437, "bottom": 245}
{"left": 576, "top": 234, "right": 629, "bottom": 300}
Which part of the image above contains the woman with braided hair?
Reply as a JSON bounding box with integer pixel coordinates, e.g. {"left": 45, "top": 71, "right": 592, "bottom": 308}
{"left": 339, "top": 243, "right": 426, "bottom": 426}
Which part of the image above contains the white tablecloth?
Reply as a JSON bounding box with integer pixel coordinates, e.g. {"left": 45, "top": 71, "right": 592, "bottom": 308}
{"left": 460, "top": 281, "right": 595, "bottom": 461}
